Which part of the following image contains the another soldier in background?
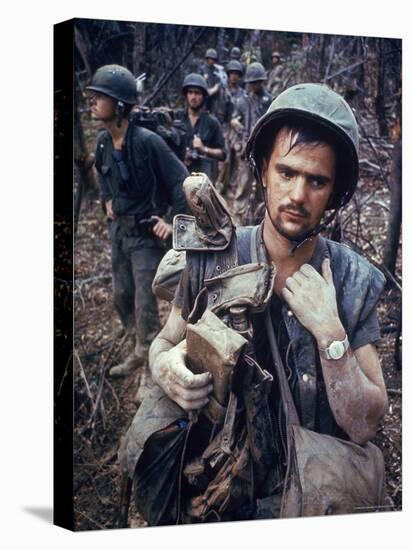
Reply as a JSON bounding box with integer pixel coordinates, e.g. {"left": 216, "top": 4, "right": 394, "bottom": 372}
{"left": 202, "top": 48, "right": 223, "bottom": 117}
{"left": 228, "top": 46, "right": 246, "bottom": 75}
{"left": 226, "top": 60, "right": 247, "bottom": 108}
{"left": 86, "top": 65, "right": 188, "bottom": 391}
{"left": 267, "top": 51, "right": 285, "bottom": 96}
{"left": 220, "top": 60, "right": 248, "bottom": 212}
{"left": 177, "top": 73, "right": 226, "bottom": 184}
{"left": 227, "top": 62, "right": 272, "bottom": 224}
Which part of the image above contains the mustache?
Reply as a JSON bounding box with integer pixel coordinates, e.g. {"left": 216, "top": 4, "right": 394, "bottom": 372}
{"left": 279, "top": 203, "right": 310, "bottom": 217}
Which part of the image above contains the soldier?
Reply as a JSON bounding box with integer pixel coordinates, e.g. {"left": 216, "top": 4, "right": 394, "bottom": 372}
{"left": 229, "top": 46, "right": 242, "bottom": 61}
{"left": 267, "top": 51, "right": 285, "bottom": 96}
{"left": 176, "top": 73, "right": 226, "bottom": 184}
{"left": 227, "top": 62, "right": 272, "bottom": 224}
{"left": 86, "top": 64, "right": 188, "bottom": 382}
{"left": 242, "top": 61, "right": 272, "bottom": 130}
{"left": 228, "top": 46, "right": 246, "bottom": 75}
{"left": 220, "top": 60, "right": 249, "bottom": 216}
{"left": 201, "top": 48, "right": 223, "bottom": 116}
{"left": 226, "top": 60, "right": 246, "bottom": 107}
{"left": 120, "top": 83, "right": 388, "bottom": 525}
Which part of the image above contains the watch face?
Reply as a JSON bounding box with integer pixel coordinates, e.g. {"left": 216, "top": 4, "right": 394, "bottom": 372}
{"left": 329, "top": 341, "right": 345, "bottom": 360}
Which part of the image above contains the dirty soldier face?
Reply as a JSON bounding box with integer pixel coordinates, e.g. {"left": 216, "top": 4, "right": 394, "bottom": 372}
{"left": 262, "top": 126, "right": 336, "bottom": 241}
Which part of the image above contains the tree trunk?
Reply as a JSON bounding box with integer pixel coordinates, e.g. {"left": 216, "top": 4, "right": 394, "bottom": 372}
{"left": 375, "top": 38, "right": 389, "bottom": 136}
{"left": 133, "top": 23, "right": 145, "bottom": 77}
{"left": 74, "top": 26, "right": 92, "bottom": 80}
{"left": 383, "top": 137, "right": 402, "bottom": 275}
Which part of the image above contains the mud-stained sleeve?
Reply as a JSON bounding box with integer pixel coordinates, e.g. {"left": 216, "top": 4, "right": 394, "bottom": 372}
{"left": 172, "top": 265, "right": 195, "bottom": 322}
{"left": 351, "top": 266, "right": 386, "bottom": 351}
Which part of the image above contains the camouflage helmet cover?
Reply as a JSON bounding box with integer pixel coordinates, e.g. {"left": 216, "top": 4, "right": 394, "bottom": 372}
{"left": 205, "top": 48, "right": 218, "bottom": 60}
{"left": 86, "top": 64, "right": 138, "bottom": 104}
{"left": 230, "top": 46, "right": 242, "bottom": 59}
{"left": 182, "top": 73, "right": 208, "bottom": 95}
{"left": 226, "top": 60, "right": 243, "bottom": 75}
{"left": 244, "top": 62, "right": 267, "bottom": 83}
{"left": 246, "top": 83, "right": 360, "bottom": 209}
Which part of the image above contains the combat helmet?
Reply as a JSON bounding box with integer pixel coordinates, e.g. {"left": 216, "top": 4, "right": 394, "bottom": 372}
{"left": 182, "top": 73, "right": 208, "bottom": 95}
{"left": 230, "top": 46, "right": 242, "bottom": 60}
{"left": 226, "top": 60, "right": 243, "bottom": 75}
{"left": 205, "top": 48, "right": 218, "bottom": 60}
{"left": 86, "top": 64, "right": 138, "bottom": 104}
{"left": 246, "top": 83, "right": 359, "bottom": 210}
{"left": 244, "top": 62, "right": 267, "bottom": 83}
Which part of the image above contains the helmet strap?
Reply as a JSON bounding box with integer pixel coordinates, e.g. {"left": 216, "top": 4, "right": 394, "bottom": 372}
{"left": 250, "top": 156, "right": 338, "bottom": 256}
{"left": 116, "top": 101, "right": 125, "bottom": 128}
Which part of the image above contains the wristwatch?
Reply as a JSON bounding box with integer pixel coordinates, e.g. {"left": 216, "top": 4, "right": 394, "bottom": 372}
{"left": 319, "top": 334, "right": 349, "bottom": 360}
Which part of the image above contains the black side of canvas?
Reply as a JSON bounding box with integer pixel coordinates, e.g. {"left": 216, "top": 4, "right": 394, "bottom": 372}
{"left": 54, "top": 19, "right": 75, "bottom": 531}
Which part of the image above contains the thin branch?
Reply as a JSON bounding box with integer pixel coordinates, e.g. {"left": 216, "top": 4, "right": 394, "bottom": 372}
{"left": 74, "top": 508, "right": 106, "bottom": 530}
{"left": 74, "top": 348, "right": 95, "bottom": 408}
{"left": 323, "top": 59, "right": 367, "bottom": 82}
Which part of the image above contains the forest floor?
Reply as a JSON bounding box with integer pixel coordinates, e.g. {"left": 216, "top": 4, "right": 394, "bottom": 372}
{"left": 72, "top": 113, "right": 402, "bottom": 531}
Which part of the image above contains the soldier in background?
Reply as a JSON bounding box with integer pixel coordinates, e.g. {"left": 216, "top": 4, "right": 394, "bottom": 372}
{"left": 86, "top": 65, "right": 188, "bottom": 388}
{"left": 176, "top": 73, "right": 226, "bottom": 184}
{"left": 228, "top": 46, "right": 246, "bottom": 75}
{"left": 267, "top": 51, "right": 285, "bottom": 96}
{"left": 202, "top": 48, "right": 223, "bottom": 117}
{"left": 227, "top": 62, "right": 272, "bottom": 224}
{"left": 226, "top": 60, "right": 247, "bottom": 107}
{"left": 220, "top": 60, "right": 248, "bottom": 213}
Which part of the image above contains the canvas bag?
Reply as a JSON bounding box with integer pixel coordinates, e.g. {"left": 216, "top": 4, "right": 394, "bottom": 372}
{"left": 264, "top": 309, "right": 386, "bottom": 517}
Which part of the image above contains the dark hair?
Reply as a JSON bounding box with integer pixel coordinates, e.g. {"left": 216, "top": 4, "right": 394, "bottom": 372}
{"left": 255, "top": 117, "right": 350, "bottom": 209}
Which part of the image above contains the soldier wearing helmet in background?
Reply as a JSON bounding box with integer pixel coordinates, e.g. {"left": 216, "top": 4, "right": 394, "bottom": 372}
{"left": 120, "top": 83, "right": 388, "bottom": 525}
{"left": 242, "top": 61, "right": 272, "bottom": 131}
{"left": 267, "top": 51, "right": 285, "bottom": 96}
{"left": 228, "top": 46, "right": 246, "bottom": 75}
{"left": 220, "top": 59, "right": 249, "bottom": 217}
{"left": 86, "top": 64, "right": 188, "bottom": 389}
{"left": 226, "top": 61, "right": 272, "bottom": 223}
{"left": 176, "top": 73, "right": 226, "bottom": 184}
{"left": 201, "top": 48, "right": 224, "bottom": 117}
{"left": 226, "top": 60, "right": 246, "bottom": 107}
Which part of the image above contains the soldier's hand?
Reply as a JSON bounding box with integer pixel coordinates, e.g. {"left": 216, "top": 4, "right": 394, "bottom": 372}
{"left": 192, "top": 135, "right": 204, "bottom": 151}
{"left": 152, "top": 216, "right": 172, "bottom": 240}
{"left": 152, "top": 340, "right": 213, "bottom": 411}
{"left": 106, "top": 199, "right": 115, "bottom": 220}
{"left": 281, "top": 259, "right": 344, "bottom": 344}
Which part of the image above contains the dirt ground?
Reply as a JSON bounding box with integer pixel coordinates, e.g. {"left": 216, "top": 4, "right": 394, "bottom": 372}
{"left": 72, "top": 110, "right": 402, "bottom": 530}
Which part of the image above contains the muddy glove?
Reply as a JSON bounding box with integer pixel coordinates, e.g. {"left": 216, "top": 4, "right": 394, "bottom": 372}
{"left": 151, "top": 340, "right": 213, "bottom": 411}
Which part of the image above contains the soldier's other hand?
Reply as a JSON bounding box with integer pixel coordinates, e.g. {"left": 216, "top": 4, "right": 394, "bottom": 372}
{"left": 192, "top": 135, "right": 204, "bottom": 151}
{"left": 152, "top": 216, "right": 173, "bottom": 240}
{"left": 152, "top": 340, "right": 213, "bottom": 411}
{"left": 106, "top": 199, "right": 115, "bottom": 219}
{"left": 281, "top": 259, "right": 343, "bottom": 342}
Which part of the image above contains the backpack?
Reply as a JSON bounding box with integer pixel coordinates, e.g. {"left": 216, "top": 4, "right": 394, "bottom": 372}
{"left": 129, "top": 107, "right": 188, "bottom": 161}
